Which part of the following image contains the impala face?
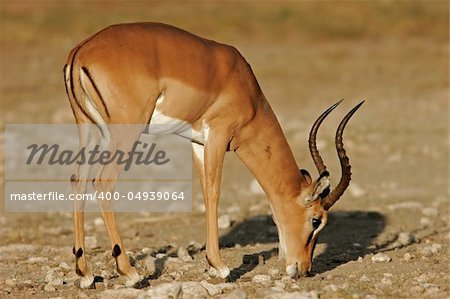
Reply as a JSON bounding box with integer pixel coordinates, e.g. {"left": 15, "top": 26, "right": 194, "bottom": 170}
{"left": 281, "top": 170, "right": 330, "bottom": 278}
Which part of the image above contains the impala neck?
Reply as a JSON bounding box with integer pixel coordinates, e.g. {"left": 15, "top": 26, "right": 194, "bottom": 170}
{"left": 236, "top": 100, "right": 305, "bottom": 203}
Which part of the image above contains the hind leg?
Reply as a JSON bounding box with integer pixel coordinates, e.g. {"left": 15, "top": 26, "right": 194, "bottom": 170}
{"left": 93, "top": 126, "right": 144, "bottom": 287}
{"left": 71, "top": 125, "right": 97, "bottom": 288}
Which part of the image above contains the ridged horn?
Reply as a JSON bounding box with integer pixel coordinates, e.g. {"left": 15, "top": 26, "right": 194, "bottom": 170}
{"left": 308, "top": 99, "right": 343, "bottom": 175}
{"left": 322, "top": 100, "right": 364, "bottom": 210}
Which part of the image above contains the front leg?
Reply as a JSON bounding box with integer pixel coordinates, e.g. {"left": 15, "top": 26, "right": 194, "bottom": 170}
{"left": 192, "top": 130, "right": 230, "bottom": 279}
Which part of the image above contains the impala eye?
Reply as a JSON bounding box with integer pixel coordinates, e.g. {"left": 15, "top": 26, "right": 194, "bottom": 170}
{"left": 312, "top": 218, "right": 322, "bottom": 230}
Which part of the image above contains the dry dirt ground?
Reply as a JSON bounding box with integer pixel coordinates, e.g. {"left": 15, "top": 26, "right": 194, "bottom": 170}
{"left": 0, "top": 2, "right": 449, "bottom": 298}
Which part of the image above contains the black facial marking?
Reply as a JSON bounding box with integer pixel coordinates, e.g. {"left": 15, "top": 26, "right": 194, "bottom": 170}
{"left": 72, "top": 246, "right": 76, "bottom": 255}
{"left": 318, "top": 170, "right": 329, "bottom": 180}
{"left": 319, "top": 186, "right": 330, "bottom": 199}
{"left": 75, "top": 248, "right": 83, "bottom": 258}
{"left": 112, "top": 244, "right": 121, "bottom": 258}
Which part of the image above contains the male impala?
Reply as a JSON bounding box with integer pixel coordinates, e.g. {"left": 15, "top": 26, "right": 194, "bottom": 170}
{"left": 64, "top": 22, "right": 363, "bottom": 288}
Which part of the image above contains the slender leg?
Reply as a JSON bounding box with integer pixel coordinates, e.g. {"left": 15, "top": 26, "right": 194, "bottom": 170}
{"left": 72, "top": 127, "right": 97, "bottom": 289}
{"left": 93, "top": 163, "right": 140, "bottom": 287}
{"left": 193, "top": 131, "right": 230, "bottom": 278}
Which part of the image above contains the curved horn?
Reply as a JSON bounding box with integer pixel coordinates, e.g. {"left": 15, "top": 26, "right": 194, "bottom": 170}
{"left": 308, "top": 99, "right": 343, "bottom": 175}
{"left": 322, "top": 100, "right": 364, "bottom": 211}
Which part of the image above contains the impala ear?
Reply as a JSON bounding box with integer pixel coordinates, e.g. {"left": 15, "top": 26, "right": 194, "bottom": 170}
{"left": 313, "top": 171, "right": 330, "bottom": 200}
{"left": 300, "top": 169, "right": 312, "bottom": 185}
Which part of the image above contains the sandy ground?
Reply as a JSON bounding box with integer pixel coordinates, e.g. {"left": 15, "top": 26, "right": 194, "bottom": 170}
{"left": 0, "top": 1, "right": 449, "bottom": 298}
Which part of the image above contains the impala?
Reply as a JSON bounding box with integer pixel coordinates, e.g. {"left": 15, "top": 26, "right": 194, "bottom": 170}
{"left": 64, "top": 22, "right": 363, "bottom": 288}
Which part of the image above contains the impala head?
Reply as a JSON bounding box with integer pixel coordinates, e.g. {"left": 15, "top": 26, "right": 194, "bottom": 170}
{"left": 283, "top": 100, "right": 364, "bottom": 278}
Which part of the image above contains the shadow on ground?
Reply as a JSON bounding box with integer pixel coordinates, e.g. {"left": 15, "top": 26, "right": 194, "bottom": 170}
{"left": 219, "top": 211, "right": 385, "bottom": 280}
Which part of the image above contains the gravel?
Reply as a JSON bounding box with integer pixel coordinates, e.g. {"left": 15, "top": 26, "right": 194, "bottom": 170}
{"left": 252, "top": 274, "right": 272, "bottom": 287}
{"left": 218, "top": 214, "right": 232, "bottom": 229}
{"left": 371, "top": 252, "right": 392, "bottom": 263}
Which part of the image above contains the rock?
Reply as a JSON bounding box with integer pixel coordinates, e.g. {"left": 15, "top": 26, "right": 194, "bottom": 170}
{"left": 249, "top": 179, "right": 264, "bottom": 195}
{"left": 181, "top": 281, "right": 208, "bottom": 298}
{"left": 402, "top": 252, "right": 413, "bottom": 261}
{"left": 44, "top": 284, "right": 56, "bottom": 292}
{"left": 58, "top": 262, "right": 71, "bottom": 270}
{"left": 421, "top": 243, "right": 442, "bottom": 256}
{"left": 397, "top": 232, "right": 415, "bottom": 246}
{"left": 268, "top": 268, "right": 281, "bottom": 278}
{"left": 139, "top": 282, "right": 182, "bottom": 299}
{"left": 219, "top": 288, "right": 247, "bottom": 299}
{"left": 85, "top": 236, "right": 98, "bottom": 249}
{"left": 200, "top": 280, "right": 235, "bottom": 296}
{"left": 177, "top": 246, "right": 193, "bottom": 262}
{"left": 218, "top": 214, "right": 232, "bottom": 229}
{"left": 324, "top": 284, "right": 338, "bottom": 291}
{"left": 252, "top": 274, "right": 272, "bottom": 287}
{"left": 380, "top": 277, "right": 392, "bottom": 286}
{"left": 360, "top": 274, "right": 371, "bottom": 283}
{"left": 371, "top": 253, "right": 392, "bottom": 263}
{"left": 99, "top": 288, "right": 145, "bottom": 299}
{"left": 255, "top": 287, "right": 317, "bottom": 299}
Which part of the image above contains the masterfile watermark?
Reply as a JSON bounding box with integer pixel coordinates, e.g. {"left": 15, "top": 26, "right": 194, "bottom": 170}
{"left": 5, "top": 124, "right": 193, "bottom": 212}
{"left": 26, "top": 141, "right": 170, "bottom": 171}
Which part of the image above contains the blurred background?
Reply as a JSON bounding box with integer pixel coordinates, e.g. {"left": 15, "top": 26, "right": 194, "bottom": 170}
{"left": 0, "top": 1, "right": 448, "bottom": 297}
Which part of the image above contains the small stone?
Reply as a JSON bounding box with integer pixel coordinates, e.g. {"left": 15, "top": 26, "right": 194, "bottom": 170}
{"left": 156, "top": 253, "right": 166, "bottom": 259}
{"left": 371, "top": 252, "right": 391, "bottom": 263}
{"left": 421, "top": 243, "right": 442, "bottom": 256}
{"left": 274, "top": 280, "right": 286, "bottom": 289}
{"left": 357, "top": 257, "right": 363, "bottom": 263}
{"left": 200, "top": 280, "right": 234, "bottom": 296}
{"left": 99, "top": 288, "right": 145, "bottom": 299}
{"left": 139, "top": 282, "right": 181, "bottom": 298}
{"left": 360, "top": 274, "right": 371, "bottom": 283}
{"left": 381, "top": 277, "right": 392, "bottom": 286}
{"left": 44, "top": 284, "right": 56, "bottom": 292}
{"left": 218, "top": 214, "right": 232, "bottom": 229}
{"left": 252, "top": 274, "right": 271, "bottom": 287}
{"left": 85, "top": 236, "right": 98, "bottom": 249}
{"left": 397, "top": 232, "right": 415, "bottom": 246}
{"left": 402, "top": 252, "right": 413, "bottom": 261}
{"left": 45, "top": 271, "right": 55, "bottom": 283}
{"left": 51, "top": 278, "right": 64, "bottom": 286}
{"left": 58, "top": 262, "right": 71, "bottom": 270}
{"left": 181, "top": 281, "right": 208, "bottom": 298}
{"left": 220, "top": 288, "right": 247, "bottom": 299}
{"left": 177, "top": 246, "right": 193, "bottom": 262}
{"left": 324, "top": 284, "right": 338, "bottom": 291}
{"left": 268, "top": 268, "right": 280, "bottom": 277}
{"left": 281, "top": 276, "right": 295, "bottom": 284}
